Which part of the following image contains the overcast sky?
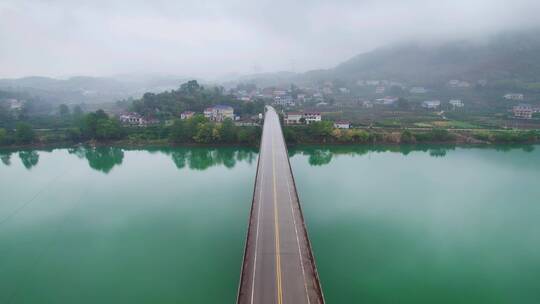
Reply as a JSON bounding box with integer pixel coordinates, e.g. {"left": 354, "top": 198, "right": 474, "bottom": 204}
{"left": 1, "top": 0, "right": 539, "bottom": 79}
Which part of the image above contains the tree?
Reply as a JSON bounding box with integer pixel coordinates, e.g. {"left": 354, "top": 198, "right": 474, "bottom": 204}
{"left": 180, "top": 80, "right": 201, "bottom": 94}
{"left": 0, "top": 128, "right": 8, "bottom": 145}
{"left": 194, "top": 123, "right": 215, "bottom": 143}
{"left": 81, "top": 112, "right": 99, "bottom": 138}
{"left": 73, "top": 105, "right": 83, "bottom": 118}
{"left": 396, "top": 98, "right": 410, "bottom": 110}
{"left": 169, "top": 120, "right": 188, "bottom": 143}
{"left": 59, "top": 104, "right": 70, "bottom": 116}
{"left": 389, "top": 85, "right": 405, "bottom": 96}
{"left": 96, "top": 118, "right": 123, "bottom": 140}
{"left": 186, "top": 114, "right": 207, "bottom": 140}
{"left": 15, "top": 122, "right": 35, "bottom": 144}
{"left": 308, "top": 121, "right": 334, "bottom": 140}
{"left": 219, "top": 118, "right": 237, "bottom": 143}
{"left": 79, "top": 110, "right": 123, "bottom": 140}
{"left": 401, "top": 130, "right": 416, "bottom": 143}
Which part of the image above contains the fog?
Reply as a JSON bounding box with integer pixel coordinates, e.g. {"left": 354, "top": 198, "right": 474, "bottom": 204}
{"left": 1, "top": 0, "right": 539, "bottom": 79}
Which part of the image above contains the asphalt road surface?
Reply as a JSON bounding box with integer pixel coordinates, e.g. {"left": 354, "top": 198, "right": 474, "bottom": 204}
{"left": 237, "top": 107, "right": 324, "bottom": 304}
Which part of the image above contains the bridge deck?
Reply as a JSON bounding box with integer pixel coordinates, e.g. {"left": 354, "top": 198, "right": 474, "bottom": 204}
{"left": 237, "top": 107, "right": 324, "bottom": 304}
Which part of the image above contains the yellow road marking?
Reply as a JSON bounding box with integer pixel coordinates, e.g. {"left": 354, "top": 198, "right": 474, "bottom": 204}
{"left": 272, "top": 126, "right": 283, "bottom": 304}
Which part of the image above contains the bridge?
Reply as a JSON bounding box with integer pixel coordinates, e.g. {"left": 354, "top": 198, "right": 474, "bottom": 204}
{"left": 237, "top": 107, "right": 325, "bottom": 304}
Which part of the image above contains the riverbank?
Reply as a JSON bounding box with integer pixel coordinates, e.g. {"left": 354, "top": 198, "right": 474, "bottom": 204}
{"left": 284, "top": 126, "right": 540, "bottom": 146}
{"left": 2, "top": 127, "right": 540, "bottom": 150}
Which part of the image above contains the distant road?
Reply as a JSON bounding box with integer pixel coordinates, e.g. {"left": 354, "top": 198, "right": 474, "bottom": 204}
{"left": 237, "top": 106, "right": 324, "bottom": 304}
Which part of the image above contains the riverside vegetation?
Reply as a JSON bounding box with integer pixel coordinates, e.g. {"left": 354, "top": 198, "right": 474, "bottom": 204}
{"left": 1, "top": 111, "right": 539, "bottom": 148}
{"left": 1, "top": 80, "right": 539, "bottom": 148}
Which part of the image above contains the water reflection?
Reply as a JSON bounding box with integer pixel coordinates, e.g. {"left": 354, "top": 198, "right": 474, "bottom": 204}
{"left": 161, "top": 147, "right": 257, "bottom": 171}
{"left": 289, "top": 144, "right": 536, "bottom": 166}
{"left": 69, "top": 146, "right": 124, "bottom": 173}
{"left": 1, "top": 151, "right": 11, "bottom": 166}
{"left": 66, "top": 146, "right": 258, "bottom": 173}
{"left": 428, "top": 148, "right": 447, "bottom": 157}
{"left": 19, "top": 150, "right": 39, "bottom": 169}
{"left": 307, "top": 149, "right": 333, "bottom": 166}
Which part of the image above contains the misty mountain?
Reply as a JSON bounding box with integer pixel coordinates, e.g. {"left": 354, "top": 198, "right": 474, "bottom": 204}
{"left": 0, "top": 75, "right": 188, "bottom": 105}
{"left": 304, "top": 29, "right": 540, "bottom": 85}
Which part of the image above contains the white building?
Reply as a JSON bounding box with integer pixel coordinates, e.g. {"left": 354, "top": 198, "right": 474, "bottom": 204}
{"left": 410, "top": 87, "right": 427, "bottom": 94}
{"left": 334, "top": 121, "right": 350, "bottom": 129}
{"left": 512, "top": 104, "right": 538, "bottom": 119}
{"left": 180, "top": 111, "right": 195, "bottom": 120}
{"left": 273, "top": 90, "right": 287, "bottom": 96}
{"left": 7, "top": 99, "right": 24, "bottom": 111}
{"left": 273, "top": 95, "right": 294, "bottom": 107}
{"left": 366, "top": 80, "right": 380, "bottom": 86}
{"left": 204, "top": 105, "right": 234, "bottom": 122}
{"left": 504, "top": 93, "right": 524, "bottom": 101}
{"left": 362, "top": 100, "right": 374, "bottom": 108}
{"left": 449, "top": 99, "right": 464, "bottom": 108}
{"left": 303, "top": 112, "right": 322, "bottom": 124}
{"left": 375, "top": 97, "right": 398, "bottom": 105}
{"left": 322, "top": 87, "right": 333, "bottom": 95}
{"left": 448, "top": 80, "right": 471, "bottom": 88}
{"left": 422, "top": 100, "right": 441, "bottom": 109}
{"left": 285, "top": 112, "right": 322, "bottom": 125}
{"left": 375, "top": 86, "right": 386, "bottom": 94}
{"left": 285, "top": 112, "right": 303, "bottom": 125}
{"left": 120, "top": 112, "right": 147, "bottom": 126}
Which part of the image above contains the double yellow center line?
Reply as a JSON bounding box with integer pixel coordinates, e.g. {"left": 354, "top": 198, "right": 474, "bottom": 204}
{"left": 271, "top": 128, "right": 283, "bottom": 304}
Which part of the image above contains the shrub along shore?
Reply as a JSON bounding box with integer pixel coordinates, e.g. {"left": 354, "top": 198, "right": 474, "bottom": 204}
{"left": 1, "top": 112, "right": 539, "bottom": 149}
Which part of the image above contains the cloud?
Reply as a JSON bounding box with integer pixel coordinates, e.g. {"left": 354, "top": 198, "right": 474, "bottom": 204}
{"left": 1, "top": 0, "right": 539, "bottom": 78}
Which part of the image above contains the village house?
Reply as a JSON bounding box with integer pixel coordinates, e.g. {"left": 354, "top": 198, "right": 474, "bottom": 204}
{"left": 334, "top": 121, "right": 350, "bottom": 129}
{"left": 119, "top": 112, "right": 156, "bottom": 127}
{"left": 504, "top": 93, "right": 524, "bottom": 101}
{"left": 322, "top": 87, "right": 333, "bottom": 95}
{"left": 422, "top": 100, "right": 441, "bottom": 109}
{"left": 375, "top": 86, "right": 386, "bottom": 94}
{"left": 273, "top": 95, "right": 295, "bottom": 107}
{"left": 410, "top": 87, "right": 427, "bottom": 94}
{"left": 375, "top": 97, "right": 398, "bottom": 105}
{"left": 285, "top": 112, "right": 303, "bottom": 125}
{"left": 180, "top": 111, "right": 195, "bottom": 120}
{"left": 362, "top": 100, "right": 374, "bottom": 108}
{"left": 284, "top": 112, "right": 322, "bottom": 125}
{"left": 316, "top": 101, "right": 328, "bottom": 107}
{"left": 204, "top": 105, "right": 234, "bottom": 122}
{"left": 7, "top": 99, "right": 24, "bottom": 111}
{"left": 512, "top": 104, "right": 538, "bottom": 119}
{"left": 449, "top": 99, "right": 465, "bottom": 109}
{"left": 365, "top": 80, "right": 380, "bottom": 86}
{"left": 303, "top": 112, "right": 322, "bottom": 124}
{"left": 273, "top": 90, "right": 287, "bottom": 96}
{"left": 448, "top": 80, "right": 471, "bottom": 88}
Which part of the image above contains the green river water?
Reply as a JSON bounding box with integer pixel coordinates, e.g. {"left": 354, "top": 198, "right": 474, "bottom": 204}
{"left": 1, "top": 145, "right": 539, "bottom": 303}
